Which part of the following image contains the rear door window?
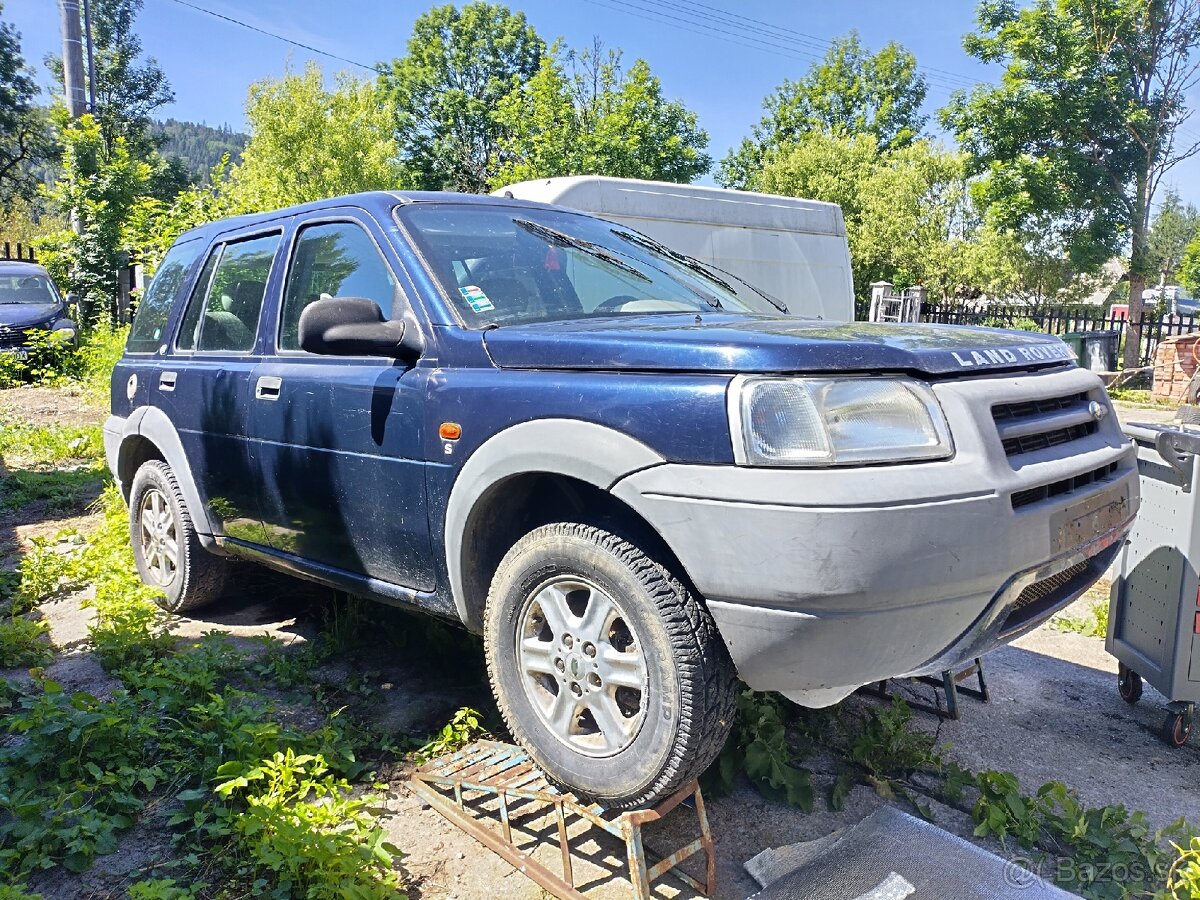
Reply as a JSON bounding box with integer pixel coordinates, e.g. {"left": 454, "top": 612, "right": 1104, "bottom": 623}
{"left": 127, "top": 239, "right": 204, "bottom": 353}
{"left": 175, "top": 233, "right": 280, "bottom": 353}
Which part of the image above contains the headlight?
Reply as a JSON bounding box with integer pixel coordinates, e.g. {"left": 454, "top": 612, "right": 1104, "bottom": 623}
{"left": 729, "top": 376, "right": 953, "bottom": 466}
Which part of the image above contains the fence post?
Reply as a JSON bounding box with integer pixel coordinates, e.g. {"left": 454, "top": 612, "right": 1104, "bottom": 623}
{"left": 869, "top": 281, "right": 892, "bottom": 323}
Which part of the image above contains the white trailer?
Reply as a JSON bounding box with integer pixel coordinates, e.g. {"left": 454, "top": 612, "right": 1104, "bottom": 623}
{"left": 494, "top": 176, "right": 855, "bottom": 322}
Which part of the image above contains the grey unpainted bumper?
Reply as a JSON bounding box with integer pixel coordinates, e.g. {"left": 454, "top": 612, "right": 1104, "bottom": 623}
{"left": 612, "top": 366, "right": 1138, "bottom": 706}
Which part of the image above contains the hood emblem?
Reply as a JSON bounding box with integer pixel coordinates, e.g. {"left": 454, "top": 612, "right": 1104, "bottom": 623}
{"left": 1088, "top": 400, "right": 1108, "bottom": 422}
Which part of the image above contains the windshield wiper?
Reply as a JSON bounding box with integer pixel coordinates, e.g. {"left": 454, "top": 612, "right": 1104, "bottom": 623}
{"left": 514, "top": 219, "right": 651, "bottom": 283}
{"left": 612, "top": 229, "right": 789, "bottom": 314}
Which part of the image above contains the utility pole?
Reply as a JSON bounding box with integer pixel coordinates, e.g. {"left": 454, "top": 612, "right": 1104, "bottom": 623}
{"left": 58, "top": 0, "right": 87, "bottom": 118}
{"left": 82, "top": 0, "right": 97, "bottom": 113}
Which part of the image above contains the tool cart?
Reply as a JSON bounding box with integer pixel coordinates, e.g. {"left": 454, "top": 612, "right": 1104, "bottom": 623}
{"left": 1107, "top": 423, "right": 1200, "bottom": 746}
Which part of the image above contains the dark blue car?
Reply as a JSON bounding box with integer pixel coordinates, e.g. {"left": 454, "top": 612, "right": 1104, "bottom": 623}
{"left": 0, "top": 260, "right": 77, "bottom": 358}
{"left": 105, "top": 191, "right": 1136, "bottom": 807}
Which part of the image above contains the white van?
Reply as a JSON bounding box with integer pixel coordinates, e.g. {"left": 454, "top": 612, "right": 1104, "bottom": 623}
{"left": 494, "top": 176, "right": 855, "bottom": 321}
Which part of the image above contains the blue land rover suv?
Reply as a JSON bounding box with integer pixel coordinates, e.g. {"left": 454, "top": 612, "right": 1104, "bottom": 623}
{"left": 106, "top": 191, "right": 1137, "bottom": 807}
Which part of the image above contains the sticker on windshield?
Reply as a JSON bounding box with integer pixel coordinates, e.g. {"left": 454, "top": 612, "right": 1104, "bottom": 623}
{"left": 459, "top": 285, "right": 495, "bottom": 313}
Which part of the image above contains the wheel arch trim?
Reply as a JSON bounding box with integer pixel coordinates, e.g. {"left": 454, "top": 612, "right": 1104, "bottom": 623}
{"left": 116, "top": 406, "right": 221, "bottom": 549}
{"left": 445, "top": 419, "right": 665, "bottom": 629}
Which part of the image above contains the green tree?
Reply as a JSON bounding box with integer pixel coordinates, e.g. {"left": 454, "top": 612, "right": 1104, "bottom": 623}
{"left": 226, "top": 63, "right": 408, "bottom": 212}
{"left": 50, "top": 0, "right": 173, "bottom": 161}
{"left": 718, "top": 31, "right": 927, "bottom": 189}
{"left": 756, "top": 133, "right": 971, "bottom": 299}
{"left": 0, "top": 2, "right": 48, "bottom": 208}
{"left": 943, "top": 0, "right": 1200, "bottom": 367}
{"left": 380, "top": 2, "right": 544, "bottom": 192}
{"left": 1148, "top": 188, "right": 1199, "bottom": 285}
{"left": 38, "top": 111, "right": 151, "bottom": 325}
{"left": 492, "top": 41, "right": 710, "bottom": 187}
{"left": 1181, "top": 233, "right": 1200, "bottom": 296}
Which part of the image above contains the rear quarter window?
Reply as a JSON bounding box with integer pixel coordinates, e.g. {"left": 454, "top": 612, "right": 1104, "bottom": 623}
{"left": 126, "top": 239, "right": 205, "bottom": 353}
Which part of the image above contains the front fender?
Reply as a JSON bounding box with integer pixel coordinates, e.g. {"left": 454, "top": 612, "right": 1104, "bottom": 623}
{"left": 444, "top": 419, "right": 664, "bottom": 628}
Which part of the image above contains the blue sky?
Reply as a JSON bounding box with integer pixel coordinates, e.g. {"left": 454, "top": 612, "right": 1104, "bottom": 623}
{"left": 6, "top": 0, "right": 1199, "bottom": 204}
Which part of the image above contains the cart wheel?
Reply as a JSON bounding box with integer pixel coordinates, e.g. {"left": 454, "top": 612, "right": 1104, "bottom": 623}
{"left": 1163, "top": 712, "right": 1193, "bottom": 748}
{"left": 1117, "top": 663, "right": 1142, "bottom": 704}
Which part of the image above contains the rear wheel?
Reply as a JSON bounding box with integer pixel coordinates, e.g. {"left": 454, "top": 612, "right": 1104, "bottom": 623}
{"left": 484, "top": 522, "right": 737, "bottom": 809}
{"left": 129, "top": 460, "right": 230, "bottom": 613}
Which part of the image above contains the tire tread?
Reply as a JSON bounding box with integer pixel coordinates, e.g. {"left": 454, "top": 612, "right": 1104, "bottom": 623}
{"left": 129, "top": 460, "right": 229, "bottom": 613}
{"left": 484, "top": 522, "right": 737, "bottom": 809}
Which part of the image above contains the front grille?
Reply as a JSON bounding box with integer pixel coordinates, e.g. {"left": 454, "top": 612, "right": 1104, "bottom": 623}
{"left": 999, "top": 559, "right": 1093, "bottom": 636}
{"left": 1010, "top": 461, "right": 1120, "bottom": 510}
{"left": 0, "top": 326, "right": 27, "bottom": 348}
{"left": 992, "top": 391, "right": 1096, "bottom": 460}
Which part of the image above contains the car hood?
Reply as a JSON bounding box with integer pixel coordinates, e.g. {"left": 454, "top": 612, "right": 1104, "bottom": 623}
{"left": 481, "top": 314, "right": 1077, "bottom": 376}
{"left": 0, "top": 302, "right": 63, "bottom": 328}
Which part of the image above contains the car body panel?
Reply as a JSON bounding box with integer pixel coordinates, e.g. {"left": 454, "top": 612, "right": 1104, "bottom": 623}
{"left": 481, "top": 315, "right": 1077, "bottom": 375}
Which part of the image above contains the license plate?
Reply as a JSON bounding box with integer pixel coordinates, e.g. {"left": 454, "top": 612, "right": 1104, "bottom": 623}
{"left": 1050, "top": 484, "right": 1131, "bottom": 554}
{"left": 2, "top": 347, "right": 28, "bottom": 361}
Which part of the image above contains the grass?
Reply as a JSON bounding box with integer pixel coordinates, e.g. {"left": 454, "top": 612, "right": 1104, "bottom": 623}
{"left": 0, "top": 484, "right": 411, "bottom": 895}
{"left": 1108, "top": 388, "right": 1178, "bottom": 408}
{"left": 0, "top": 384, "right": 414, "bottom": 895}
{"left": 1051, "top": 583, "right": 1111, "bottom": 638}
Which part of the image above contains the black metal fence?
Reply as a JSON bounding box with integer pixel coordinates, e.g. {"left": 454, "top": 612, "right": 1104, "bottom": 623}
{"left": 920, "top": 301, "right": 1199, "bottom": 368}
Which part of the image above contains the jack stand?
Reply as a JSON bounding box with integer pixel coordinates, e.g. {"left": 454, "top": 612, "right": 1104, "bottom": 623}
{"left": 410, "top": 740, "right": 714, "bottom": 899}
{"left": 867, "top": 657, "right": 990, "bottom": 721}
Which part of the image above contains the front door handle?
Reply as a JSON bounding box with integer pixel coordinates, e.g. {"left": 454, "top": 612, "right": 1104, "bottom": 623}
{"left": 158, "top": 371, "right": 176, "bottom": 392}
{"left": 255, "top": 376, "right": 282, "bottom": 400}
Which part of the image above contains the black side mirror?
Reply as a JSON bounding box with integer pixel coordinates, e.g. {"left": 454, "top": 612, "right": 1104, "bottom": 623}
{"left": 298, "top": 297, "right": 421, "bottom": 359}
{"left": 64, "top": 292, "right": 80, "bottom": 313}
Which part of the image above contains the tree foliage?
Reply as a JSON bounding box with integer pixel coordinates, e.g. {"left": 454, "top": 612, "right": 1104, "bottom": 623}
{"left": 1148, "top": 187, "right": 1200, "bottom": 284}
{"left": 153, "top": 119, "right": 247, "bottom": 183}
{"left": 39, "top": 112, "right": 151, "bottom": 324}
{"left": 1181, "top": 232, "right": 1200, "bottom": 295}
{"left": 491, "top": 41, "right": 710, "bottom": 188}
{"left": 944, "top": 0, "right": 1200, "bottom": 363}
{"left": 225, "top": 63, "right": 407, "bottom": 212}
{"left": 83, "top": 0, "right": 174, "bottom": 160}
{"left": 718, "top": 31, "right": 927, "bottom": 188}
{"left": 0, "top": 2, "right": 49, "bottom": 209}
{"left": 380, "top": 2, "right": 544, "bottom": 192}
{"left": 753, "top": 131, "right": 1088, "bottom": 303}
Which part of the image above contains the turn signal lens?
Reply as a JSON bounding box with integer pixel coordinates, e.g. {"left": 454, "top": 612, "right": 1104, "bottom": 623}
{"left": 439, "top": 422, "right": 462, "bottom": 440}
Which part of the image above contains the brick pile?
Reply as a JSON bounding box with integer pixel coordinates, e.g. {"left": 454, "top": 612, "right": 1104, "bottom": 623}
{"left": 1152, "top": 334, "right": 1200, "bottom": 403}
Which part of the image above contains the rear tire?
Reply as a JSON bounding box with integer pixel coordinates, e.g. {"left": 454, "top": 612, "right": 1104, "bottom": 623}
{"left": 484, "top": 522, "right": 737, "bottom": 809}
{"left": 128, "top": 460, "right": 230, "bottom": 613}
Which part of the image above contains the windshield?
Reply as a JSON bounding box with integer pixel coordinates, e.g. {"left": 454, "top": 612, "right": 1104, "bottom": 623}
{"left": 397, "top": 203, "right": 785, "bottom": 327}
{"left": 0, "top": 273, "right": 59, "bottom": 306}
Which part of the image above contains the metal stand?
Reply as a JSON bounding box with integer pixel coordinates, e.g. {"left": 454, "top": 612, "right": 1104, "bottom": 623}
{"left": 410, "top": 740, "right": 714, "bottom": 899}
{"left": 867, "top": 658, "right": 990, "bottom": 721}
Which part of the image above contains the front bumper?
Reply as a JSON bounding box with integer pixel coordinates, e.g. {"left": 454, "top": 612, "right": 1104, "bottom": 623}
{"left": 612, "top": 366, "right": 1138, "bottom": 706}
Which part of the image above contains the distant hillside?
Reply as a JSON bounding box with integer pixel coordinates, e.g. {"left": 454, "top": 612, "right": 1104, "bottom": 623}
{"left": 154, "top": 119, "right": 248, "bottom": 181}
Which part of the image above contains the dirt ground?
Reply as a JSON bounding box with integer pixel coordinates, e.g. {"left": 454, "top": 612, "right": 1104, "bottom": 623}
{"left": 2, "top": 388, "right": 1197, "bottom": 899}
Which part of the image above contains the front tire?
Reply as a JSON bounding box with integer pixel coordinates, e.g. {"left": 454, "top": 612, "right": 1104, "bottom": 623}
{"left": 484, "top": 522, "right": 736, "bottom": 809}
{"left": 129, "top": 460, "right": 230, "bottom": 613}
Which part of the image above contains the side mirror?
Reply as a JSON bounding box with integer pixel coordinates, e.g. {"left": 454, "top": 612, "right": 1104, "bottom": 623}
{"left": 65, "top": 292, "right": 80, "bottom": 313}
{"left": 298, "top": 297, "right": 421, "bottom": 359}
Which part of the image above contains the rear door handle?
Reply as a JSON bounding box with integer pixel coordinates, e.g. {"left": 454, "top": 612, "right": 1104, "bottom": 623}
{"left": 255, "top": 376, "right": 282, "bottom": 400}
{"left": 158, "top": 371, "right": 176, "bottom": 392}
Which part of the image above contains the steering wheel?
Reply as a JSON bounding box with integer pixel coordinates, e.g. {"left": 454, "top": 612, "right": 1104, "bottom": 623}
{"left": 595, "top": 294, "right": 641, "bottom": 311}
